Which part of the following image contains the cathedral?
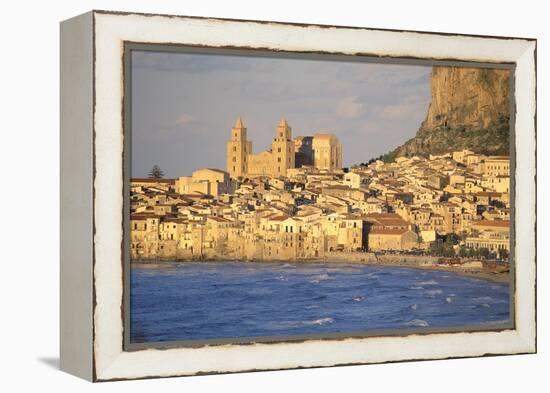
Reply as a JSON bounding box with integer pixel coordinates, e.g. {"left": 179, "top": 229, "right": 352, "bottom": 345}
{"left": 226, "top": 117, "right": 342, "bottom": 179}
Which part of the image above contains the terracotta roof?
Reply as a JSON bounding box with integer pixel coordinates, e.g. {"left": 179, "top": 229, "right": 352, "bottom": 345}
{"left": 475, "top": 192, "right": 502, "bottom": 197}
{"left": 131, "top": 178, "right": 175, "bottom": 184}
{"left": 269, "top": 215, "right": 290, "bottom": 221}
{"left": 163, "top": 218, "right": 188, "bottom": 224}
{"left": 472, "top": 220, "right": 510, "bottom": 228}
{"left": 208, "top": 216, "right": 231, "bottom": 223}
{"left": 130, "top": 213, "right": 160, "bottom": 220}
{"left": 369, "top": 228, "right": 409, "bottom": 235}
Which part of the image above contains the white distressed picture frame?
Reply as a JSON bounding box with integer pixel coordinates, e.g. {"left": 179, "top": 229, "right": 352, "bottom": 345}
{"left": 60, "top": 10, "right": 536, "bottom": 382}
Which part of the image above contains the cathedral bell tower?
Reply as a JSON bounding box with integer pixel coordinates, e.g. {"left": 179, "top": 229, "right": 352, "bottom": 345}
{"left": 271, "top": 118, "right": 295, "bottom": 177}
{"left": 226, "top": 117, "right": 252, "bottom": 179}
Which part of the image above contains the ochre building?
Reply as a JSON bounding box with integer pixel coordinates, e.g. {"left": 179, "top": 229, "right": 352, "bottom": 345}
{"left": 226, "top": 117, "right": 342, "bottom": 179}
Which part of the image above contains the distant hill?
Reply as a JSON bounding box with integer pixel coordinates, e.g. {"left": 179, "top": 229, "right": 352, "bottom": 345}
{"left": 382, "top": 66, "right": 511, "bottom": 162}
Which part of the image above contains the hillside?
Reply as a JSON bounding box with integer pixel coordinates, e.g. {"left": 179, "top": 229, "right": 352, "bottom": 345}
{"left": 384, "top": 66, "right": 511, "bottom": 161}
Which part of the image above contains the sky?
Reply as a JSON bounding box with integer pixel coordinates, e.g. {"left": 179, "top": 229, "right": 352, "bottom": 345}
{"left": 131, "top": 50, "right": 432, "bottom": 178}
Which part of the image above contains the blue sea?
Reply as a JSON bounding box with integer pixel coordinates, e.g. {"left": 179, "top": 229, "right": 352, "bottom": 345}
{"left": 130, "top": 262, "right": 511, "bottom": 343}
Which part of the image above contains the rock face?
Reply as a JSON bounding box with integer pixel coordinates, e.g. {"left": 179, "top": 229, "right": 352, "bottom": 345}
{"left": 387, "top": 66, "right": 511, "bottom": 160}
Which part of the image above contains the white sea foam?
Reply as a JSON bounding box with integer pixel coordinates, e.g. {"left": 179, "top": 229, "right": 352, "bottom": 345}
{"left": 410, "top": 303, "right": 418, "bottom": 310}
{"left": 275, "top": 275, "right": 288, "bottom": 282}
{"left": 353, "top": 296, "right": 366, "bottom": 302}
{"left": 310, "top": 273, "right": 332, "bottom": 283}
{"left": 366, "top": 272, "right": 379, "bottom": 279}
{"left": 480, "top": 303, "right": 491, "bottom": 308}
{"left": 409, "top": 286, "right": 424, "bottom": 290}
{"left": 404, "top": 319, "right": 429, "bottom": 327}
{"left": 425, "top": 289, "right": 443, "bottom": 297}
{"left": 304, "top": 305, "right": 319, "bottom": 309}
{"left": 307, "top": 317, "right": 335, "bottom": 326}
{"left": 446, "top": 297, "right": 453, "bottom": 303}
{"left": 473, "top": 296, "right": 493, "bottom": 302}
{"left": 417, "top": 280, "right": 438, "bottom": 286}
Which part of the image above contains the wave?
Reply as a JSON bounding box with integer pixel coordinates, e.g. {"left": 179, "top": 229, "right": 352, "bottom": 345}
{"left": 425, "top": 289, "right": 443, "bottom": 297}
{"left": 366, "top": 272, "right": 379, "bottom": 279}
{"left": 409, "top": 286, "right": 424, "bottom": 290}
{"left": 310, "top": 273, "right": 332, "bottom": 283}
{"left": 305, "top": 317, "right": 335, "bottom": 326}
{"left": 410, "top": 303, "right": 418, "bottom": 310}
{"left": 445, "top": 297, "right": 453, "bottom": 303}
{"left": 473, "top": 296, "right": 493, "bottom": 302}
{"left": 304, "top": 304, "right": 319, "bottom": 309}
{"left": 404, "top": 319, "right": 429, "bottom": 327}
{"left": 275, "top": 275, "right": 288, "bottom": 282}
{"left": 352, "top": 296, "right": 366, "bottom": 302}
{"left": 417, "top": 280, "right": 438, "bottom": 286}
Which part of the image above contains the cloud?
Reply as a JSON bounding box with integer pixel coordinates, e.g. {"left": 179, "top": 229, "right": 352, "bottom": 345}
{"left": 175, "top": 113, "right": 195, "bottom": 127}
{"left": 336, "top": 96, "right": 365, "bottom": 119}
{"left": 380, "top": 95, "right": 429, "bottom": 120}
{"left": 130, "top": 49, "right": 432, "bottom": 177}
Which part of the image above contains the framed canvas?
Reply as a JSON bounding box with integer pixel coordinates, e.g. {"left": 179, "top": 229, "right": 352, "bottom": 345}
{"left": 60, "top": 10, "right": 537, "bottom": 382}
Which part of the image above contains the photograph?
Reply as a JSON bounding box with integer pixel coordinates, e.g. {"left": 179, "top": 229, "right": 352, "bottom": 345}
{"left": 127, "top": 48, "right": 513, "bottom": 345}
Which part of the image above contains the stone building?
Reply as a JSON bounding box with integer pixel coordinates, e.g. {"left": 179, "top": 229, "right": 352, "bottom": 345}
{"left": 483, "top": 156, "right": 510, "bottom": 177}
{"left": 226, "top": 117, "right": 252, "bottom": 178}
{"left": 311, "top": 134, "right": 342, "bottom": 171}
{"left": 175, "top": 168, "right": 232, "bottom": 197}
{"left": 226, "top": 117, "right": 341, "bottom": 179}
{"left": 466, "top": 220, "right": 510, "bottom": 253}
{"left": 367, "top": 228, "right": 418, "bottom": 251}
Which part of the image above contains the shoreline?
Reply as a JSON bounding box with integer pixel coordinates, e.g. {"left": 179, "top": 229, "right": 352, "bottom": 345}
{"left": 131, "top": 255, "right": 511, "bottom": 284}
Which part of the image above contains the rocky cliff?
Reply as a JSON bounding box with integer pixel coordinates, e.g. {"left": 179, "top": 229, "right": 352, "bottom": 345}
{"left": 385, "top": 66, "right": 511, "bottom": 160}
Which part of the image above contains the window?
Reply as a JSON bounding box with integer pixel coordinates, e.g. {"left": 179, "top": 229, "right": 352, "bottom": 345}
{"left": 278, "top": 147, "right": 281, "bottom": 152}
{"left": 278, "top": 157, "right": 281, "bottom": 163}
{"left": 233, "top": 146, "right": 236, "bottom": 152}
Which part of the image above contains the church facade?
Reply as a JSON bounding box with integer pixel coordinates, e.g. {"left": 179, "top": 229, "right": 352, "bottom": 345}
{"left": 226, "top": 117, "right": 342, "bottom": 179}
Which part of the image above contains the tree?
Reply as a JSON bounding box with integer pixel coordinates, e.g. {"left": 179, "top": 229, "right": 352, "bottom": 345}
{"left": 478, "top": 247, "right": 491, "bottom": 260}
{"left": 458, "top": 245, "right": 468, "bottom": 258}
{"left": 148, "top": 164, "right": 165, "bottom": 179}
{"left": 498, "top": 248, "right": 509, "bottom": 260}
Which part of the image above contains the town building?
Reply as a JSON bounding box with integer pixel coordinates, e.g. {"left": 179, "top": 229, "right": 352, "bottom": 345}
{"left": 226, "top": 117, "right": 342, "bottom": 179}
{"left": 131, "top": 128, "right": 511, "bottom": 262}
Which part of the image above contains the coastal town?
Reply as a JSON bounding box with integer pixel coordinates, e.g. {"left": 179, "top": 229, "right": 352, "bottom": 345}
{"left": 130, "top": 117, "right": 511, "bottom": 268}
